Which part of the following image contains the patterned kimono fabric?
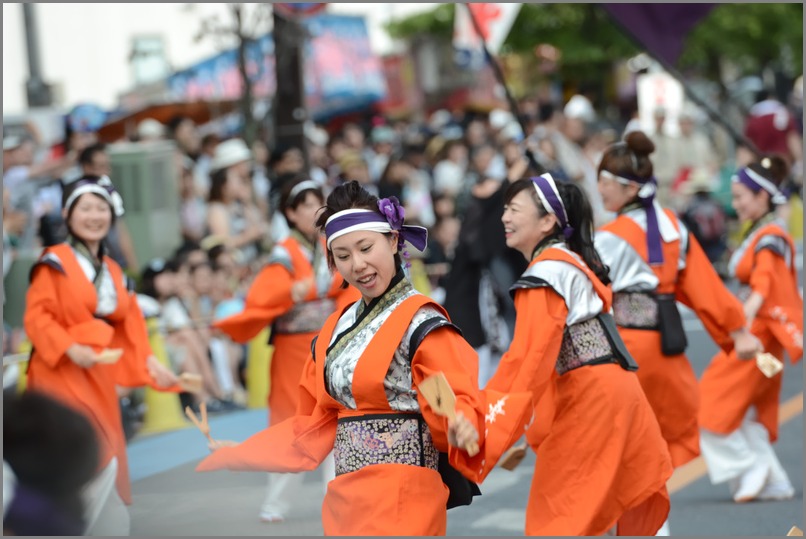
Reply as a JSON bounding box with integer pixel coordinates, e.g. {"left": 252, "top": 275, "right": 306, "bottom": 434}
{"left": 596, "top": 204, "right": 746, "bottom": 468}
{"left": 486, "top": 240, "right": 673, "bottom": 536}
{"left": 198, "top": 271, "right": 533, "bottom": 535}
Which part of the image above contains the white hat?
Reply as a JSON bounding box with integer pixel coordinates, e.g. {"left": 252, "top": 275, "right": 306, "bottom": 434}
{"left": 2, "top": 136, "right": 22, "bottom": 151}
{"left": 304, "top": 122, "right": 329, "bottom": 147}
{"left": 489, "top": 109, "right": 513, "bottom": 130}
{"left": 428, "top": 109, "right": 452, "bottom": 131}
{"left": 564, "top": 95, "right": 595, "bottom": 123}
{"left": 210, "top": 138, "right": 252, "bottom": 172}
{"left": 137, "top": 118, "right": 164, "bottom": 139}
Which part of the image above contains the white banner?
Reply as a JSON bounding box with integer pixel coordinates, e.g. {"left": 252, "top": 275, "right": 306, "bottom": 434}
{"left": 453, "top": 3, "right": 522, "bottom": 67}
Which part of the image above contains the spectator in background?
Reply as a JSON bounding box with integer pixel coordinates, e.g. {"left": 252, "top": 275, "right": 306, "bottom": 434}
{"left": 138, "top": 258, "right": 232, "bottom": 413}
{"left": 167, "top": 115, "right": 201, "bottom": 160}
{"left": 193, "top": 133, "right": 220, "bottom": 198}
{"left": 336, "top": 150, "right": 375, "bottom": 196}
{"left": 267, "top": 145, "right": 307, "bottom": 242}
{"left": 180, "top": 156, "right": 208, "bottom": 245}
{"left": 206, "top": 139, "right": 268, "bottom": 268}
{"left": 368, "top": 125, "right": 397, "bottom": 182}
{"left": 423, "top": 213, "right": 461, "bottom": 301}
{"left": 670, "top": 106, "right": 719, "bottom": 210}
{"left": 3, "top": 134, "right": 81, "bottom": 249}
{"left": 681, "top": 168, "right": 728, "bottom": 273}
{"left": 250, "top": 138, "right": 272, "bottom": 217}
{"left": 444, "top": 157, "right": 531, "bottom": 386}
{"left": 648, "top": 106, "right": 681, "bottom": 208}
{"left": 3, "top": 185, "right": 27, "bottom": 279}
{"left": 744, "top": 89, "right": 803, "bottom": 172}
{"left": 432, "top": 138, "right": 469, "bottom": 198}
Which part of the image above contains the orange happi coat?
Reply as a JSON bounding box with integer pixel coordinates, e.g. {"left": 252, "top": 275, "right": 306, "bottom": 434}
{"left": 598, "top": 209, "right": 745, "bottom": 467}
{"left": 486, "top": 245, "right": 673, "bottom": 536}
{"left": 213, "top": 235, "right": 359, "bottom": 425}
{"left": 198, "top": 288, "right": 532, "bottom": 536}
{"left": 700, "top": 220, "right": 803, "bottom": 442}
{"left": 24, "top": 243, "right": 181, "bottom": 504}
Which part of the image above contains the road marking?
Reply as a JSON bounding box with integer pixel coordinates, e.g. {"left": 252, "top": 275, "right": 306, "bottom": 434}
{"left": 667, "top": 392, "right": 803, "bottom": 494}
{"left": 471, "top": 508, "right": 527, "bottom": 532}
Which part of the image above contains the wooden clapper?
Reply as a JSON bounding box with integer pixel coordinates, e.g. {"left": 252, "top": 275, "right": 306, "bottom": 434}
{"left": 418, "top": 373, "right": 479, "bottom": 456}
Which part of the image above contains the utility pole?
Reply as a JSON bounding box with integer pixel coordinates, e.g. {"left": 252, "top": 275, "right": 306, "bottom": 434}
{"left": 22, "top": 4, "right": 53, "bottom": 108}
{"left": 272, "top": 8, "right": 309, "bottom": 171}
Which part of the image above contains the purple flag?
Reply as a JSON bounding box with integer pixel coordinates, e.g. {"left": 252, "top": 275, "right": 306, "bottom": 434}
{"left": 602, "top": 4, "right": 715, "bottom": 66}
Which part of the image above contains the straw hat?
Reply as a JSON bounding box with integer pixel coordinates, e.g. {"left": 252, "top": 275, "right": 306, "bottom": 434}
{"left": 210, "top": 138, "right": 252, "bottom": 172}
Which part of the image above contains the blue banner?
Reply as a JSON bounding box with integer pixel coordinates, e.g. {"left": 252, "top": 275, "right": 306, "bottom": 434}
{"left": 166, "top": 14, "right": 387, "bottom": 121}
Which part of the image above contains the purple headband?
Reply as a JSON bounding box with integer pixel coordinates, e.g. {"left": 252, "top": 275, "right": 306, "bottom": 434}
{"left": 324, "top": 197, "right": 428, "bottom": 265}
{"left": 601, "top": 169, "right": 663, "bottom": 264}
{"left": 530, "top": 174, "right": 574, "bottom": 240}
{"left": 733, "top": 167, "right": 787, "bottom": 205}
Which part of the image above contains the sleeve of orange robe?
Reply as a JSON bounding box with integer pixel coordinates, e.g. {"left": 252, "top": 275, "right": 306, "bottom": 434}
{"left": 485, "top": 287, "right": 566, "bottom": 401}
{"left": 212, "top": 264, "right": 296, "bottom": 343}
{"left": 748, "top": 247, "right": 781, "bottom": 300}
{"left": 195, "top": 352, "right": 335, "bottom": 473}
{"left": 24, "top": 266, "right": 84, "bottom": 368}
{"left": 411, "top": 323, "right": 536, "bottom": 483}
{"left": 675, "top": 234, "right": 746, "bottom": 352}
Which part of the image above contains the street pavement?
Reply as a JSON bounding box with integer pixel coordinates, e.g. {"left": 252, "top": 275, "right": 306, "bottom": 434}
{"left": 129, "top": 262, "right": 804, "bottom": 536}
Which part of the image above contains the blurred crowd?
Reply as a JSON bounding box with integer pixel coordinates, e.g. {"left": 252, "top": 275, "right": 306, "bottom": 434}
{"left": 4, "top": 78, "right": 803, "bottom": 431}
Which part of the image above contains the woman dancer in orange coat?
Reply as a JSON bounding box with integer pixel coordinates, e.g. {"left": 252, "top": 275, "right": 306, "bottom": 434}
{"left": 486, "top": 173, "right": 673, "bottom": 536}
{"left": 211, "top": 177, "right": 360, "bottom": 523}
{"left": 699, "top": 156, "right": 803, "bottom": 503}
{"left": 198, "top": 181, "right": 533, "bottom": 535}
{"left": 594, "top": 132, "right": 761, "bottom": 533}
{"left": 23, "top": 175, "right": 181, "bottom": 535}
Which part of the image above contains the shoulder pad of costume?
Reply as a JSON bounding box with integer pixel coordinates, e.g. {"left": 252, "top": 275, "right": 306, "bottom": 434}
{"left": 755, "top": 234, "right": 789, "bottom": 258}
{"left": 509, "top": 275, "right": 555, "bottom": 299}
{"left": 266, "top": 245, "right": 294, "bottom": 273}
{"left": 408, "top": 315, "right": 461, "bottom": 361}
{"left": 29, "top": 251, "right": 66, "bottom": 282}
{"left": 310, "top": 335, "right": 318, "bottom": 362}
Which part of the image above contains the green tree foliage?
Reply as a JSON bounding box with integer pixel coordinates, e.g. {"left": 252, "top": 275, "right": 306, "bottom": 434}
{"left": 680, "top": 3, "right": 802, "bottom": 77}
{"left": 385, "top": 3, "right": 803, "bottom": 81}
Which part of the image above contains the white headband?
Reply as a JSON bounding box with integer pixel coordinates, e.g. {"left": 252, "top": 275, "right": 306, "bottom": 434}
{"left": 600, "top": 169, "right": 656, "bottom": 200}
{"left": 599, "top": 169, "right": 633, "bottom": 186}
{"left": 64, "top": 176, "right": 125, "bottom": 217}
{"left": 288, "top": 180, "right": 320, "bottom": 201}
{"left": 324, "top": 209, "right": 393, "bottom": 250}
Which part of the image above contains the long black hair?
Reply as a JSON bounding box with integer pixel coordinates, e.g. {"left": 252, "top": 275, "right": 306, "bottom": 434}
{"left": 504, "top": 178, "right": 611, "bottom": 285}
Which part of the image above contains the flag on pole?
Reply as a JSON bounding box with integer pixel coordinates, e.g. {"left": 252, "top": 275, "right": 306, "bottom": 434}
{"left": 453, "top": 3, "right": 522, "bottom": 69}
{"left": 602, "top": 4, "right": 716, "bottom": 66}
